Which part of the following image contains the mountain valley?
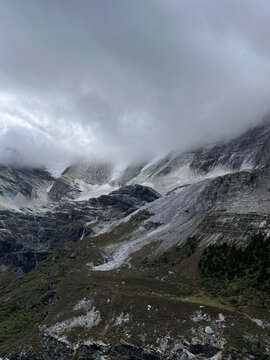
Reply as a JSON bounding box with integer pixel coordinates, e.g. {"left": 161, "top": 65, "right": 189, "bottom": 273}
{"left": 0, "top": 121, "right": 270, "bottom": 359}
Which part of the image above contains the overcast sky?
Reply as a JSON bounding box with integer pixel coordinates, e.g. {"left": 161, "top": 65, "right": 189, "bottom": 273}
{"left": 1, "top": 0, "right": 270, "bottom": 169}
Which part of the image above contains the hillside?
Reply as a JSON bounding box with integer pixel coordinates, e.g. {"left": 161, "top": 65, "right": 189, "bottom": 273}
{"left": 0, "top": 121, "right": 269, "bottom": 359}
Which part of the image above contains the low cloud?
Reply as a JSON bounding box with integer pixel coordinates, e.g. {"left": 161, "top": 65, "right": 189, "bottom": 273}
{"left": 1, "top": 0, "right": 270, "bottom": 169}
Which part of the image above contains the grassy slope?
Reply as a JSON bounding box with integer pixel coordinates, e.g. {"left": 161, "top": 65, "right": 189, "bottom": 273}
{"left": 0, "top": 216, "right": 269, "bottom": 356}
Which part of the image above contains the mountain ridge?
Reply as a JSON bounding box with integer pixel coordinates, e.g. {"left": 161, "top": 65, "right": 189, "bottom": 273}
{"left": 0, "top": 119, "right": 270, "bottom": 359}
{"left": 2, "top": 118, "right": 270, "bottom": 212}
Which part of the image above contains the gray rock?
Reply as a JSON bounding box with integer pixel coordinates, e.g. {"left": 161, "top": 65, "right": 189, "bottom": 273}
{"left": 49, "top": 162, "right": 113, "bottom": 201}
{"left": 205, "top": 326, "right": 214, "bottom": 335}
{"left": 0, "top": 184, "right": 159, "bottom": 276}
{"left": 172, "top": 343, "right": 184, "bottom": 353}
{"left": 178, "top": 352, "right": 189, "bottom": 360}
{"left": 190, "top": 117, "right": 270, "bottom": 174}
{"left": 119, "top": 338, "right": 133, "bottom": 346}
{"left": 117, "top": 162, "right": 148, "bottom": 187}
{"left": 243, "top": 335, "right": 260, "bottom": 348}
{"left": 189, "top": 343, "right": 220, "bottom": 357}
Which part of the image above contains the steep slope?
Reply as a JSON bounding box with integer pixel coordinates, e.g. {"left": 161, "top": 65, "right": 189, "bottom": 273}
{"left": 190, "top": 117, "right": 270, "bottom": 174}
{"left": 1, "top": 118, "right": 268, "bottom": 209}
{"left": 1, "top": 120, "right": 270, "bottom": 359}
{"left": 0, "top": 167, "right": 269, "bottom": 359}
{"left": 48, "top": 162, "right": 113, "bottom": 201}
{"left": 117, "top": 118, "right": 270, "bottom": 194}
{"left": 92, "top": 166, "right": 270, "bottom": 271}
{"left": 0, "top": 185, "right": 160, "bottom": 276}
{"left": 0, "top": 166, "right": 55, "bottom": 211}
{"left": 114, "top": 162, "right": 148, "bottom": 187}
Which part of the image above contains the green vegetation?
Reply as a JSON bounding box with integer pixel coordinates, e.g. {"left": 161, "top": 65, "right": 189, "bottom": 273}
{"left": 199, "top": 234, "right": 270, "bottom": 307}
{"left": 0, "top": 214, "right": 148, "bottom": 353}
{"left": 0, "top": 220, "right": 269, "bottom": 356}
{"left": 138, "top": 236, "right": 199, "bottom": 269}
{"left": 0, "top": 268, "right": 49, "bottom": 352}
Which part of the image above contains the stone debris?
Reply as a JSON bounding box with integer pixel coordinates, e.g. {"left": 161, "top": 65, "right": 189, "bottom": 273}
{"left": 73, "top": 298, "right": 92, "bottom": 311}
{"left": 114, "top": 312, "right": 130, "bottom": 326}
{"left": 205, "top": 326, "right": 214, "bottom": 335}
{"left": 47, "top": 308, "right": 101, "bottom": 335}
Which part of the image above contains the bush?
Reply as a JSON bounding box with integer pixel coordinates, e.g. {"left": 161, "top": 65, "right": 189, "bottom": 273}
{"left": 199, "top": 233, "right": 270, "bottom": 297}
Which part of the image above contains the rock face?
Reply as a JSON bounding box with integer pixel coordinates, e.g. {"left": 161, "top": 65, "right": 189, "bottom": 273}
{"left": 0, "top": 185, "right": 160, "bottom": 276}
{"left": 90, "top": 185, "right": 160, "bottom": 212}
{"left": 117, "top": 151, "right": 196, "bottom": 195}
{"left": 117, "top": 118, "right": 270, "bottom": 194}
{"left": 49, "top": 162, "right": 113, "bottom": 201}
{"left": 2, "top": 119, "right": 270, "bottom": 206}
{"left": 115, "top": 162, "right": 148, "bottom": 187}
{"left": 1, "top": 119, "right": 270, "bottom": 359}
{"left": 6, "top": 335, "right": 265, "bottom": 360}
{"left": 9, "top": 334, "right": 163, "bottom": 360}
{"left": 0, "top": 166, "right": 54, "bottom": 198}
{"left": 190, "top": 117, "right": 270, "bottom": 174}
{"left": 3, "top": 159, "right": 268, "bottom": 277}
{"left": 0, "top": 165, "right": 55, "bottom": 210}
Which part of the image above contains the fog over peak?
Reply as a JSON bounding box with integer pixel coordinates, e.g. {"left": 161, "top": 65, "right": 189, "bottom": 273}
{"left": 1, "top": 0, "right": 270, "bottom": 170}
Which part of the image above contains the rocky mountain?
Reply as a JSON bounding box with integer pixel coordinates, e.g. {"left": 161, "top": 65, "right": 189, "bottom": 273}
{"left": 0, "top": 166, "right": 55, "bottom": 211}
{"left": 190, "top": 117, "right": 270, "bottom": 174}
{"left": 116, "top": 118, "right": 270, "bottom": 194}
{"left": 0, "top": 185, "right": 160, "bottom": 276}
{"left": 48, "top": 162, "right": 113, "bottom": 201}
{"left": 0, "top": 120, "right": 270, "bottom": 359}
{"left": 1, "top": 119, "right": 270, "bottom": 210}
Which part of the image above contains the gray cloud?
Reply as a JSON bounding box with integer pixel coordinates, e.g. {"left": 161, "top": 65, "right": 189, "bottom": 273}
{"left": 1, "top": 0, "right": 270, "bottom": 169}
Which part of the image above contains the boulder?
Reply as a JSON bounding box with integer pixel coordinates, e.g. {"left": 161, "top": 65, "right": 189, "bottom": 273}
{"left": 205, "top": 326, "right": 214, "bottom": 335}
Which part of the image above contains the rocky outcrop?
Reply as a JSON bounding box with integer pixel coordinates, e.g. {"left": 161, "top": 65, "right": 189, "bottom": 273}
{"left": 195, "top": 166, "right": 270, "bottom": 213}
{"left": 49, "top": 162, "right": 113, "bottom": 201}
{"left": 0, "top": 166, "right": 54, "bottom": 199}
{"left": 47, "top": 177, "right": 77, "bottom": 201}
{"left": 190, "top": 117, "right": 270, "bottom": 174}
{"left": 0, "top": 185, "right": 160, "bottom": 275}
{"left": 116, "top": 162, "right": 148, "bottom": 187}
{"left": 0, "top": 165, "right": 55, "bottom": 210}
{"left": 6, "top": 335, "right": 267, "bottom": 359}
{"left": 1, "top": 120, "right": 270, "bottom": 360}
{"left": 89, "top": 185, "right": 160, "bottom": 213}
{"left": 122, "top": 151, "right": 196, "bottom": 195}
{"left": 117, "top": 119, "right": 270, "bottom": 195}
{"left": 2, "top": 119, "right": 270, "bottom": 205}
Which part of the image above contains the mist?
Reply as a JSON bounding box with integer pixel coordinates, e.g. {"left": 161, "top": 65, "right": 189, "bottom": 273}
{"left": 1, "top": 0, "right": 270, "bottom": 170}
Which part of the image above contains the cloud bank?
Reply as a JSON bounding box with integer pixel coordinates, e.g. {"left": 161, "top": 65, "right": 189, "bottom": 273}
{"left": 1, "top": 0, "right": 270, "bottom": 169}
